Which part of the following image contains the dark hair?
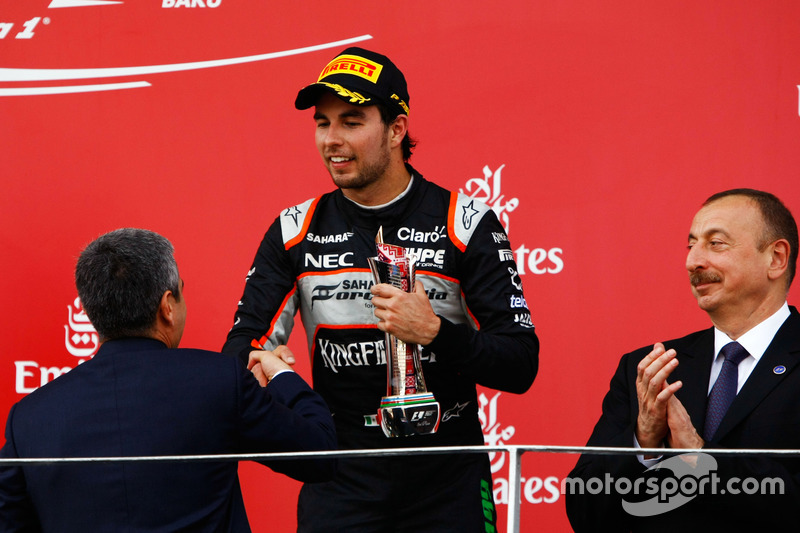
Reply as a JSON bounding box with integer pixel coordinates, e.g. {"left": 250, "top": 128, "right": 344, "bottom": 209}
{"left": 704, "top": 188, "right": 798, "bottom": 288}
{"left": 376, "top": 102, "right": 417, "bottom": 162}
{"left": 75, "top": 228, "right": 180, "bottom": 341}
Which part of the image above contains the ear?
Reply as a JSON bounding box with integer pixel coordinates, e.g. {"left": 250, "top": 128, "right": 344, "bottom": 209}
{"left": 767, "top": 239, "right": 790, "bottom": 281}
{"left": 157, "top": 290, "right": 178, "bottom": 327}
{"left": 388, "top": 114, "right": 408, "bottom": 149}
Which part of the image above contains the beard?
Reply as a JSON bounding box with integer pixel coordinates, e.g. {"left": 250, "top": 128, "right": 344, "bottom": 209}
{"left": 330, "top": 154, "right": 391, "bottom": 191}
{"left": 327, "top": 131, "right": 392, "bottom": 192}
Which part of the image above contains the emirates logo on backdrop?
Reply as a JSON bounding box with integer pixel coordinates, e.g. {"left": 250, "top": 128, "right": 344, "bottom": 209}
{"left": 14, "top": 296, "right": 94, "bottom": 394}
{"left": 479, "top": 392, "right": 516, "bottom": 474}
{"left": 64, "top": 297, "right": 99, "bottom": 358}
{"left": 460, "top": 164, "right": 564, "bottom": 275}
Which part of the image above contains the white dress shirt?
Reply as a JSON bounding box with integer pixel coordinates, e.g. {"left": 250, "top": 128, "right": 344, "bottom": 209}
{"left": 636, "top": 302, "right": 790, "bottom": 465}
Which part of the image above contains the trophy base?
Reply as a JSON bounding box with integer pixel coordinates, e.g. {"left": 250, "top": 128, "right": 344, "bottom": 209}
{"left": 377, "top": 393, "right": 441, "bottom": 437}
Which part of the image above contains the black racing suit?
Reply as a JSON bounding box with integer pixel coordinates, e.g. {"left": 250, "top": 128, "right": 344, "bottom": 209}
{"left": 223, "top": 168, "right": 539, "bottom": 532}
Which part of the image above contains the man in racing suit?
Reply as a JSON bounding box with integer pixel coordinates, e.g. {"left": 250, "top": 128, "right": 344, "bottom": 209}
{"left": 222, "top": 47, "right": 539, "bottom": 532}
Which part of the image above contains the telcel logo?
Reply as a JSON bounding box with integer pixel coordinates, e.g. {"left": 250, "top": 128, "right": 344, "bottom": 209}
{"left": 0, "top": 17, "right": 49, "bottom": 39}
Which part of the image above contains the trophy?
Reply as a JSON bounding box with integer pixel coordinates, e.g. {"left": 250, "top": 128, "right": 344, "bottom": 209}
{"left": 368, "top": 227, "right": 440, "bottom": 437}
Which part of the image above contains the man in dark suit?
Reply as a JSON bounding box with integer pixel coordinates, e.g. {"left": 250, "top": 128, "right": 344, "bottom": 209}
{"left": 566, "top": 189, "right": 800, "bottom": 531}
{"left": 0, "top": 228, "right": 336, "bottom": 532}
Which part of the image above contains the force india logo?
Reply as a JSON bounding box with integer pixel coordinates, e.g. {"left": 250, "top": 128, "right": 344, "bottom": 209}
{"left": 460, "top": 165, "right": 563, "bottom": 276}
{"left": 310, "top": 280, "right": 448, "bottom": 309}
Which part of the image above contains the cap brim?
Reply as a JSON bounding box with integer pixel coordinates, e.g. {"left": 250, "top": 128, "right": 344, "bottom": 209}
{"left": 294, "top": 84, "right": 329, "bottom": 110}
{"left": 295, "top": 82, "right": 379, "bottom": 111}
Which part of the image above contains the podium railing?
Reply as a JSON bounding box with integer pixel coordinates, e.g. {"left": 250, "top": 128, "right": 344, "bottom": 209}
{"left": 4, "top": 444, "right": 799, "bottom": 533}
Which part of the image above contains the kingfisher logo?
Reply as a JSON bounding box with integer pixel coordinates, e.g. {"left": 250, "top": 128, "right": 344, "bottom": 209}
{"left": 318, "top": 54, "right": 383, "bottom": 83}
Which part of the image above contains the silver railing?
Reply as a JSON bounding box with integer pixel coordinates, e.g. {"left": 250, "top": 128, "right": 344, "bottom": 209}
{"left": 3, "top": 444, "right": 799, "bottom": 533}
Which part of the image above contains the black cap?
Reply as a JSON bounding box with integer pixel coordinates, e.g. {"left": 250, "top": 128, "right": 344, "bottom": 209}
{"left": 295, "top": 47, "right": 410, "bottom": 117}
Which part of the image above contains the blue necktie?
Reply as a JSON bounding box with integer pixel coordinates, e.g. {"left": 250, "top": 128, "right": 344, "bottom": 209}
{"left": 703, "top": 342, "right": 749, "bottom": 441}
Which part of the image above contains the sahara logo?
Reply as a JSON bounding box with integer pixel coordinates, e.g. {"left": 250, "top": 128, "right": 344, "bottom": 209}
{"left": 14, "top": 297, "right": 97, "bottom": 394}
{"left": 460, "top": 165, "right": 564, "bottom": 275}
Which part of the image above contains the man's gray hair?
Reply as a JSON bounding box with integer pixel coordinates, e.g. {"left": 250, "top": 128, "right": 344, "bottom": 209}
{"left": 75, "top": 228, "right": 180, "bottom": 341}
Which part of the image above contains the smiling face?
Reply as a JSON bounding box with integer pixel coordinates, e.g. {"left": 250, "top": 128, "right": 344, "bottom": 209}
{"left": 314, "top": 92, "right": 394, "bottom": 196}
{"left": 686, "top": 195, "right": 782, "bottom": 334}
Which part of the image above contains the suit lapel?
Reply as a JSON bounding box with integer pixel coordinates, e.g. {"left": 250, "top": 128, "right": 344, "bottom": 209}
{"left": 713, "top": 310, "right": 800, "bottom": 441}
{"left": 671, "top": 329, "right": 715, "bottom": 432}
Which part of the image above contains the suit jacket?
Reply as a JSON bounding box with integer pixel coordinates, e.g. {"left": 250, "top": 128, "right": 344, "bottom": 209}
{"left": 566, "top": 308, "right": 800, "bottom": 532}
{"left": 0, "top": 338, "right": 336, "bottom": 532}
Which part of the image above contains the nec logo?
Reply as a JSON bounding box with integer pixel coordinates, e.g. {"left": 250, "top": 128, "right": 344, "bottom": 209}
{"left": 163, "top": 0, "right": 222, "bottom": 6}
{"left": 304, "top": 252, "right": 354, "bottom": 269}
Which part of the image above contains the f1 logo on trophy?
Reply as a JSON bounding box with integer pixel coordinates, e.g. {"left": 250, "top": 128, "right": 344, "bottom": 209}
{"left": 368, "top": 227, "right": 441, "bottom": 437}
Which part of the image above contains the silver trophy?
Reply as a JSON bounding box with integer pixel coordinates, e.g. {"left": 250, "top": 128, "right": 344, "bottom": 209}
{"left": 368, "top": 227, "right": 440, "bottom": 437}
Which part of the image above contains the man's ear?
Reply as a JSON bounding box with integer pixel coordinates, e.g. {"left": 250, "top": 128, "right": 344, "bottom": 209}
{"left": 157, "top": 290, "right": 177, "bottom": 326}
{"left": 389, "top": 114, "right": 408, "bottom": 149}
{"left": 767, "top": 239, "right": 790, "bottom": 281}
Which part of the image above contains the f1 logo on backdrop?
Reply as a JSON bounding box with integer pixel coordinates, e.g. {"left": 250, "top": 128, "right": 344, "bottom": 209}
{"left": 0, "top": 0, "right": 122, "bottom": 40}
{"left": 0, "top": 1, "right": 372, "bottom": 96}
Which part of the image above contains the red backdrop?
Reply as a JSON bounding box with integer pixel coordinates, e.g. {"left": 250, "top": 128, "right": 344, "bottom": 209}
{"left": 3, "top": 1, "right": 800, "bottom": 530}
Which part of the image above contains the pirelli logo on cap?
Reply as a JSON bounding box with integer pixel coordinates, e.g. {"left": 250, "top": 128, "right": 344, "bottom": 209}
{"left": 318, "top": 54, "right": 384, "bottom": 84}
